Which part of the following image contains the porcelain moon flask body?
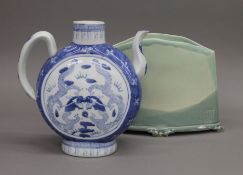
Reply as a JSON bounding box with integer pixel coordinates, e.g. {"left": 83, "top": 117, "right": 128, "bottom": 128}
{"left": 37, "top": 44, "right": 140, "bottom": 144}
{"left": 18, "top": 21, "right": 148, "bottom": 157}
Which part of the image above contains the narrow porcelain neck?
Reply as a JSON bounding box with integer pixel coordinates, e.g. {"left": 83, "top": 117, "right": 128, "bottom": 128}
{"left": 72, "top": 21, "right": 105, "bottom": 45}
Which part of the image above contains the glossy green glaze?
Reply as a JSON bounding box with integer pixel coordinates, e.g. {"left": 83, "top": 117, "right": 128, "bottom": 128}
{"left": 114, "top": 33, "right": 222, "bottom": 136}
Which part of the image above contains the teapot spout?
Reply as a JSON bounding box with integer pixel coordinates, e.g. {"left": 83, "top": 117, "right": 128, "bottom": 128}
{"left": 132, "top": 31, "right": 149, "bottom": 80}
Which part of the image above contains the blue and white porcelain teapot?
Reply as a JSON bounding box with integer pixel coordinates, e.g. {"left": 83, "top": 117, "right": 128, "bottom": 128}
{"left": 18, "top": 21, "right": 148, "bottom": 157}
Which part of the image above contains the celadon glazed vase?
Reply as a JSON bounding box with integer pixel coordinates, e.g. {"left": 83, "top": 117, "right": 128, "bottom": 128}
{"left": 18, "top": 21, "right": 148, "bottom": 157}
{"left": 115, "top": 33, "right": 222, "bottom": 136}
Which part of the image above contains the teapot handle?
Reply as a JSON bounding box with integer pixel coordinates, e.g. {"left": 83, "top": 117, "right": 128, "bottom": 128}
{"left": 132, "top": 31, "right": 149, "bottom": 80}
{"left": 18, "top": 31, "right": 57, "bottom": 100}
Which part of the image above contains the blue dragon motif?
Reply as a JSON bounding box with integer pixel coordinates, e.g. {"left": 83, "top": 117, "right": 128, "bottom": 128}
{"left": 88, "top": 60, "right": 125, "bottom": 131}
{"left": 45, "top": 58, "right": 126, "bottom": 137}
{"left": 46, "top": 65, "right": 81, "bottom": 133}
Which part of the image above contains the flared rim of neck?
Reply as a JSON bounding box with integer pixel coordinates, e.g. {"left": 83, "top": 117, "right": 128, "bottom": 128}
{"left": 73, "top": 20, "right": 105, "bottom": 25}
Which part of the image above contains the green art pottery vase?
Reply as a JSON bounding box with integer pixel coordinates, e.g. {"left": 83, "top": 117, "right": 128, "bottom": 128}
{"left": 114, "top": 33, "right": 222, "bottom": 136}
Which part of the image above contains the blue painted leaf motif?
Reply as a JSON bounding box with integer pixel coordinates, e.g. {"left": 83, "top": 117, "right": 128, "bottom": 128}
{"left": 65, "top": 96, "right": 81, "bottom": 112}
{"left": 59, "top": 67, "right": 68, "bottom": 73}
{"left": 79, "top": 134, "right": 90, "bottom": 138}
{"left": 64, "top": 80, "right": 74, "bottom": 86}
{"left": 112, "top": 110, "right": 116, "bottom": 117}
{"left": 55, "top": 110, "right": 59, "bottom": 117}
{"left": 102, "top": 64, "right": 111, "bottom": 70}
{"left": 88, "top": 96, "right": 106, "bottom": 111}
{"left": 80, "top": 121, "right": 95, "bottom": 127}
{"left": 86, "top": 79, "right": 96, "bottom": 84}
{"left": 81, "top": 64, "right": 91, "bottom": 69}
{"left": 79, "top": 128, "right": 94, "bottom": 133}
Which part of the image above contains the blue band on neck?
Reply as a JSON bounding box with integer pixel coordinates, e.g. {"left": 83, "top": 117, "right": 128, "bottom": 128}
{"left": 73, "top": 24, "right": 105, "bottom": 32}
